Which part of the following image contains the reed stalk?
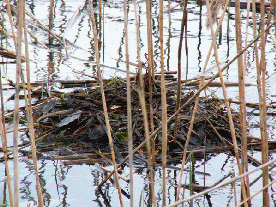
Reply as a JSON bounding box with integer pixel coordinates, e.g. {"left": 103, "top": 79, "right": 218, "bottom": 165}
{"left": 133, "top": 1, "right": 156, "bottom": 205}
{"left": 145, "top": 0, "right": 155, "bottom": 163}
{"left": 159, "top": 0, "right": 168, "bottom": 205}
{"left": 173, "top": 0, "right": 187, "bottom": 143}
{"left": 123, "top": 0, "right": 133, "bottom": 206}
{"left": 88, "top": 1, "right": 124, "bottom": 206}
{"left": 259, "top": 1, "right": 269, "bottom": 205}
{"left": 167, "top": 158, "right": 276, "bottom": 207}
{"left": 167, "top": 0, "right": 171, "bottom": 70}
{"left": 0, "top": 68, "right": 13, "bottom": 207}
{"left": 243, "top": 0, "right": 251, "bottom": 67}
{"left": 230, "top": 170, "right": 237, "bottom": 206}
{"left": 235, "top": 0, "right": 250, "bottom": 203}
{"left": 13, "top": 0, "right": 25, "bottom": 205}
{"left": 6, "top": 0, "right": 16, "bottom": 48}
{"left": 22, "top": 3, "right": 44, "bottom": 205}
{"left": 48, "top": 0, "right": 54, "bottom": 44}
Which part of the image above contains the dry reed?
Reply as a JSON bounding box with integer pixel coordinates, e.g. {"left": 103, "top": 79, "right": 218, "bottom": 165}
{"left": 260, "top": 0, "right": 270, "bottom": 205}
{"left": 88, "top": 1, "right": 124, "bottom": 206}
{"left": 123, "top": 0, "right": 134, "bottom": 206}
{"left": 159, "top": 0, "right": 168, "bottom": 205}
{"left": 13, "top": 0, "right": 25, "bottom": 205}
{"left": 235, "top": 0, "right": 251, "bottom": 204}
{"left": 22, "top": 3, "right": 44, "bottom": 205}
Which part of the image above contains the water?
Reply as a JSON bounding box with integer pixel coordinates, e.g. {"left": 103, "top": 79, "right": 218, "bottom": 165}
{"left": 1, "top": 0, "right": 276, "bottom": 206}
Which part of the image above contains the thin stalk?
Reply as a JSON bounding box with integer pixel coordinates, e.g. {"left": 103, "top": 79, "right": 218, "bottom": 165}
{"left": 22, "top": 3, "right": 44, "bottom": 206}
{"left": 230, "top": 171, "right": 237, "bottom": 206}
{"left": 48, "top": 0, "right": 54, "bottom": 44}
{"left": 145, "top": 0, "right": 155, "bottom": 162}
{"left": 13, "top": 0, "right": 25, "bottom": 205}
{"left": 88, "top": 1, "right": 124, "bottom": 206}
{"left": 166, "top": 0, "right": 171, "bottom": 70}
{"left": 173, "top": 0, "right": 187, "bottom": 143}
{"left": 243, "top": 0, "right": 251, "bottom": 67}
{"left": 235, "top": 0, "right": 250, "bottom": 203}
{"left": 123, "top": 0, "right": 133, "bottom": 206}
{"left": 159, "top": 0, "right": 168, "bottom": 205}
{"left": 134, "top": 0, "right": 156, "bottom": 205}
{"left": 6, "top": 0, "right": 16, "bottom": 48}
{"left": 0, "top": 71, "right": 13, "bottom": 207}
{"left": 260, "top": 0, "right": 269, "bottom": 205}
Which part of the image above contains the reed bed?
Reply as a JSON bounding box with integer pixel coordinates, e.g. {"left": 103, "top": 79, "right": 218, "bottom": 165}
{"left": 0, "top": 0, "right": 276, "bottom": 206}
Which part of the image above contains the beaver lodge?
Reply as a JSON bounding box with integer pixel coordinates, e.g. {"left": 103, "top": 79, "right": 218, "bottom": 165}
{"left": 6, "top": 73, "right": 266, "bottom": 167}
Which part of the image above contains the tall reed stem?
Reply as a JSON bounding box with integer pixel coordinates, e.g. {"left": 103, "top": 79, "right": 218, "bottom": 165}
{"left": 235, "top": 0, "right": 250, "bottom": 203}
{"left": 0, "top": 70, "right": 13, "bottom": 207}
{"left": 22, "top": 2, "right": 44, "bottom": 205}
{"left": 13, "top": 0, "right": 25, "bottom": 205}
{"left": 159, "top": 0, "right": 168, "bottom": 205}
{"left": 48, "top": 0, "right": 54, "bottom": 44}
{"left": 145, "top": 0, "right": 155, "bottom": 163}
{"left": 260, "top": 0, "right": 269, "bottom": 205}
{"left": 173, "top": 0, "right": 187, "bottom": 143}
{"left": 123, "top": 0, "right": 133, "bottom": 206}
{"left": 88, "top": 1, "right": 124, "bottom": 206}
